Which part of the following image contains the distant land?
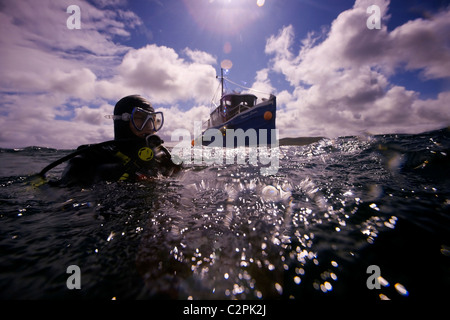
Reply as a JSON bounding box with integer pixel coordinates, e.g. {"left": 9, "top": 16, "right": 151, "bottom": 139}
{"left": 162, "top": 136, "right": 326, "bottom": 148}
{"left": 6, "top": 137, "right": 325, "bottom": 150}
{"left": 278, "top": 137, "right": 324, "bottom": 146}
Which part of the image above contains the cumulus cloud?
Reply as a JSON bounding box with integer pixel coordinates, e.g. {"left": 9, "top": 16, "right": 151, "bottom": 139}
{"left": 250, "top": 68, "right": 275, "bottom": 96}
{"left": 115, "top": 45, "right": 217, "bottom": 104}
{"left": 2, "top": 0, "right": 449, "bottom": 149}
{"left": 0, "top": 0, "right": 138, "bottom": 148}
{"left": 183, "top": 48, "right": 217, "bottom": 65}
{"left": 0, "top": 0, "right": 217, "bottom": 148}
{"left": 159, "top": 104, "right": 211, "bottom": 144}
{"left": 260, "top": 0, "right": 450, "bottom": 138}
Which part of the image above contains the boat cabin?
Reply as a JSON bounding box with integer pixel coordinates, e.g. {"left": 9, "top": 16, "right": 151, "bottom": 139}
{"left": 209, "top": 93, "right": 257, "bottom": 127}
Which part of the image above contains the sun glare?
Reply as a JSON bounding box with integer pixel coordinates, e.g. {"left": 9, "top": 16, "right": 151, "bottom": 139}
{"left": 182, "top": 0, "right": 265, "bottom": 35}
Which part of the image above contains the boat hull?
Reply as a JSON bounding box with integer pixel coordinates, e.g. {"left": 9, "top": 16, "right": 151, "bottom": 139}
{"left": 201, "top": 96, "right": 276, "bottom": 147}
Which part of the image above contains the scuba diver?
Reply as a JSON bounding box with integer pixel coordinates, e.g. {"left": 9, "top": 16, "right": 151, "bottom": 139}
{"left": 38, "top": 95, "right": 181, "bottom": 187}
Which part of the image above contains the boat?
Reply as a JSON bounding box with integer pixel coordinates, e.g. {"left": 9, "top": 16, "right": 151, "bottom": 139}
{"left": 198, "top": 68, "right": 277, "bottom": 147}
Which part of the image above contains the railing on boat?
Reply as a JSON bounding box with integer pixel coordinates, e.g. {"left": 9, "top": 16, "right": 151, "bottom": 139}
{"left": 207, "top": 102, "right": 254, "bottom": 128}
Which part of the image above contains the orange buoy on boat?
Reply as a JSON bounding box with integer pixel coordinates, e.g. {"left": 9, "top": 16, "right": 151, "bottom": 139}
{"left": 264, "top": 111, "right": 273, "bottom": 121}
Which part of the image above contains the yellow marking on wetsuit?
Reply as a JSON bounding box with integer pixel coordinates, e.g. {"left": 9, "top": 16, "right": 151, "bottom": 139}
{"left": 138, "top": 147, "right": 153, "bottom": 161}
{"left": 119, "top": 172, "right": 129, "bottom": 181}
{"left": 115, "top": 151, "right": 131, "bottom": 165}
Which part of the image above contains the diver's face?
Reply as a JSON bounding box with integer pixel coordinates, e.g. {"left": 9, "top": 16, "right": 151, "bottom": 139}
{"left": 129, "top": 121, "right": 155, "bottom": 138}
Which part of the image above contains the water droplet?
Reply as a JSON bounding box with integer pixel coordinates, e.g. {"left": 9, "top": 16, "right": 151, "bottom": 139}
{"left": 275, "top": 283, "right": 283, "bottom": 295}
{"left": 395, "top": 283, "right": 408, "bottom": 296}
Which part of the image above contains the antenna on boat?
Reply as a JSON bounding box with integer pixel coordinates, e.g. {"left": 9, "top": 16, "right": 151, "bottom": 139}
{"left": 219, "top": 59, "right": 233, "bottom": 98}
{"left": 215, "top": 68, "right": 224, "bottom": 103}
{"left": 221, "top": 68, "right": 224, "bottom": 97}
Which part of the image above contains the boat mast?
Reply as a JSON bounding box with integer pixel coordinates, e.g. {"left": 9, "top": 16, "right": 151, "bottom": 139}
{"left": 221, "top": 67, "right": 224, "bottom": 98}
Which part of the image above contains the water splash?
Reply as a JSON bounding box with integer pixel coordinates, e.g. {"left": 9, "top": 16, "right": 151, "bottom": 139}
{"left": 1, "top": 129, "right": 449, "bottom": 299}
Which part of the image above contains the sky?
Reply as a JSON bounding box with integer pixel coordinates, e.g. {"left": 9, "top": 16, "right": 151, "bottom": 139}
{"left": 0, "top": 0, "right": 449, "bottom": 149}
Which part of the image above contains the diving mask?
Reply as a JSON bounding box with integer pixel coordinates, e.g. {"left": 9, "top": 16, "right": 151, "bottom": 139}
{"left": 106, "top": 107, "right": 164, "bottom": 132}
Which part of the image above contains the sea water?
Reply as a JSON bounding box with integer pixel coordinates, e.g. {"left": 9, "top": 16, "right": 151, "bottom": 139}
{"left": 0, "top": 128, "right": 449, "bottom": 300}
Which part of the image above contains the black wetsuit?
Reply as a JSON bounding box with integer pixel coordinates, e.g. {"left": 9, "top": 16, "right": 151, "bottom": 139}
{"left": 58, "top": 136, "right": 181, "bottom": 187}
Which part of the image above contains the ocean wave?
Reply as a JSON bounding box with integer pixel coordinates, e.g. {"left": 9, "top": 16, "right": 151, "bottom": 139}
{"left": 0, "top": 127, "right": 449, "bottom": 299}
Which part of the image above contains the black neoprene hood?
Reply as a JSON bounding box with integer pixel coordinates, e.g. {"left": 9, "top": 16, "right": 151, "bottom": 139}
{"left": 113, "top": 95, "right": 154, "bottom": 140}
